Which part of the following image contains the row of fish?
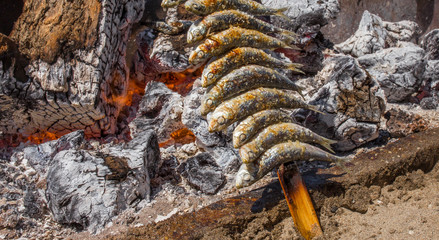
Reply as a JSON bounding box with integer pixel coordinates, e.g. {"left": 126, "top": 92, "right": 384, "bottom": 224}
{"left": 161, "top": 0, "right": 349, "bottom": 188}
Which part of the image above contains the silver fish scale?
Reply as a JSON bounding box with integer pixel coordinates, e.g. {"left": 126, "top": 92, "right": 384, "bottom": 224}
{"left": 162, "top": 0, "right": 348, "bottom": 189}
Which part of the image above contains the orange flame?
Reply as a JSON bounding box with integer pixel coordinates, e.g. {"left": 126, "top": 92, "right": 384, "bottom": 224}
{"left": 26, "top": 131, "right": 60, "bottom": 144}
{"left": 159, "top": 128, "right": 196, "bottom": 148}
{"left": 104, "top": 78, "right": 146, "bottom": 107}
{"left": 157, "top": 67, "right": 203, "bottom": 96}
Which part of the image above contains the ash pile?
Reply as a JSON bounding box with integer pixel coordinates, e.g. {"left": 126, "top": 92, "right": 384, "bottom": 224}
{"left": 0, "top": 0, "right": 438, "bottom": 238}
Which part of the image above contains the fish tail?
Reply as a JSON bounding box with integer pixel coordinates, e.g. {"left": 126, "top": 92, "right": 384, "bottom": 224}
{"left": 279, "top": 30, "right": 298, "bottom": 45}
{"left": 275, "top": 10, "right": 294, "bottom": 23}
{"left": 295, "top": 86, "right": 305, "bottom": 100}
{"left": 279, "top": 32, "right": 296, "bottom": 44}
{"left": 276, "top": 7, "right": 289, "bottom": 13}
{"left": 307, "top": 105, "right": 325, "bottom": 115}
{"left": 282, "top": 44, "right": 301, "bottom": 51}
{"left": 287, "top": 63, "right": 305, "bottom": 74}
{"left": 320, "top": 138, "right": 337, "bottom": 154}
{"left": 282, "top": 42, "right": 301, "bottom": 50}
{"left": 280, "top": 29, "right": 298, "bottom": 38}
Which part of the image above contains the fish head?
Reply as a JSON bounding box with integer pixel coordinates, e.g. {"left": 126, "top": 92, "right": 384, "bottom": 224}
{"left": 201, "top": 69, "right": 215, "bottom": 87}
{"left": 201, "top": 62, "right": 220, "bottom": 87}
{"left": 200, "top": 96, "right": 216, "bottom": 116}
{"left": 233, "top": 123, "right": 253, "bottom": 148}
{"left": 189, "top": 47, "right": 209, "bottom": 65}
{"left": 239, "top": 145, "right": 258, "bottom": 163}
{"left": 235, "top": 163, "right": 257, "bottom": 188}
{"left": 208, "top": 108, "right": 232, "bottom": 132}
{"left": 187, "top": 20, "right": 206, "bottom": 43}
{"left": 232, "top": 131, "right": 246, "bottom": 148}
{"left": 184, "top": 0, "right": 207, "bottom": 15}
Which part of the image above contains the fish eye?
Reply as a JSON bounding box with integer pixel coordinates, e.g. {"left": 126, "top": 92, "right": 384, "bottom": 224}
{"left": 197, "top": 51, "right": 204, "bottom": 58}
{"left": 206, "top": 98, "right": 213, "bottom": 107}
{"left": 217, "top": 116, "right": 225, "bottom": 125}
{"left": 243, "top": 173, "right": 251, "bottom": 181}
{"left": 193, "top": 29, "right": 201, "bottom": 36}
{"left": 239, "top": 134, "right": 246, "bottom": 142}
{"left": 192, "top": 3, "right": 201, "bottom": 10}
{"left": 207, "top": 72, "right": 213, "bottom": 79}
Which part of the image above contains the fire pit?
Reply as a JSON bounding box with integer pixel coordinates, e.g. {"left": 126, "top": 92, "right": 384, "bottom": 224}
{"left": 0, "top": 0, "right": 438, "bottom": 239}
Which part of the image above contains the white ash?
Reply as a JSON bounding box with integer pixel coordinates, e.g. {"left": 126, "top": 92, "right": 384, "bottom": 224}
{"left": 422, "top": 60, "right": 439, "bottom": 107}
{"left": 421, "top": 29, "right": 439, "bottom": 60}
{"left": 302, "top": 54, "right": 386, "bottom": 151}
{"left": 357, "top": 42, "right": 426, "bottom": 102}
{"left": 182, "top": 81, "right": 226, "bottom": 148}
{"left": 3, "top": 130, "right": 160, "bottom": 234}
{"left": 335, "top": 11, "right": 420, "bottom": 58}
{"left": 262, "top": 0, "right": 340, "bottom": 31}
{"left": 129, "top": 81, "right": 185, "bottom": 142}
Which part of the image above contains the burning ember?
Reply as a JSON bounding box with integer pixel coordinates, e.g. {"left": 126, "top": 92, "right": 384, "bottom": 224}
{"left": 157, "top": 67, "right": 203, "bottom": 96}
{"left": 0, "top": 131, "right": 60, "bottom": 150}
{"left": 159, "top": 127, "right": 196, "bottom": 148}
{"left": 102, "top": 71, "right": 146, "bottom": 109}
{"left": 110, "top": 79, "right": 146, "bottom": 107}
{"left": 26, "top": 131, "right": 60, "bottom": 144}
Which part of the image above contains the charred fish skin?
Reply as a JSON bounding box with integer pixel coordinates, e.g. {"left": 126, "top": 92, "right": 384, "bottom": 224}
{"left": 187, "top": 10, "right": 296, "bottom": 44}
{"left": 185, "top": 0, "right": 289, "bottom": 18}
{"left": 255, "top": 141, "right": 349, "bottom": 180}
{"left": 208, "top": 87, "right": 320, "bottom": 132}
{"left": 188, "top": 27, "right": 293, "bottom": 65}
{"left": 201, "top": 47, "right": 303, "bottom": 87}
{"left": 239, "top": 122, "right": 337, "bottom": 163}
{"left": 201, "top": 65, "right": 304, "bottom": 115}
{"left": 233, "top": 109, "right": 294, "bottom": 148}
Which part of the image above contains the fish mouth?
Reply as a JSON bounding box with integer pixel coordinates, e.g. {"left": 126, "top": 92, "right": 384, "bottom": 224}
{"left": 207, "top": 120, "right": 217, "bottom": 132}
{"left": 187, "top": 31, "right": 194, "bottom": 43}
{"left": 235, "top": 178, "right": 244, "bottom": 189}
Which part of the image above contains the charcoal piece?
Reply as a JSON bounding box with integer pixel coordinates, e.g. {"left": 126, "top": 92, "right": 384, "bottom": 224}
{"left": 421, "top": 29, "right": 439, "bottom": 60}
{"left": 130, "top": 82, "right": 186, "bottom": 142}
{"left": 178, "top": 153, "right": 225, "bottom": 194}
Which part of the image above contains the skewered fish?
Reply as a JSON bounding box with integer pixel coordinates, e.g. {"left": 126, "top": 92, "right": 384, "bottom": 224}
{"left": 236, "top": 141, "right": 348, "bottom": 188}
{"left": 170, "top": 0, "right": 348, "bottom": 189}
{"left": 201, "top": 65, "right": 304, "bottom": 115}
{"left": 239, "top": 122, "right": 336, "bottom": 163}
{"left": 208, "top": 87, "right": 320, "bottom": 132}
{"left": 189, "top": 27, "right": 296, "bottom": 65}
{"left": 233, "top": 109, "right": 295, "bottom": 148}
{"left": 201, "top": 47, "right": 302, "bottom": 87}
{"left": 187, "top": 10, "right": 296, "bottom": 44}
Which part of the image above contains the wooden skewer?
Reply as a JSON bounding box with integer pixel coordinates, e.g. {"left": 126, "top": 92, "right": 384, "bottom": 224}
{"left": 277, "top": 164, "right": 324, "bottom": 240}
